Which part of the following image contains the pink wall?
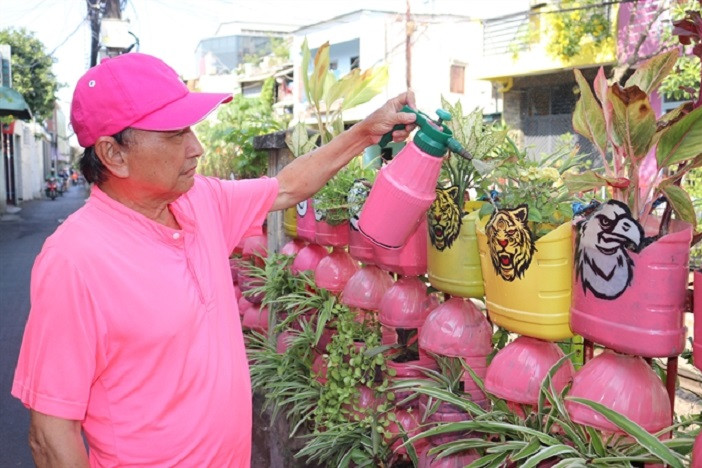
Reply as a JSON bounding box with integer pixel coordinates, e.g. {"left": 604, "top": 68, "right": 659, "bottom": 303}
{"left": 617, "top": 0, "right": 664, "bottom": 65}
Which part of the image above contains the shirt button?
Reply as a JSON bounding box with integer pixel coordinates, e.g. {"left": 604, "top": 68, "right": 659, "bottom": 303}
{"left": 173, "top": 232, "right": 181, "bottom": 240}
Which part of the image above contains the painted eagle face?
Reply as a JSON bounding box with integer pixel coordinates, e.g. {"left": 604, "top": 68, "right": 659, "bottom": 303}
{"left": 575, "top": 200, "right": 644, "bottom": 300}
{"left": 296, "top": 199, "right": 308, "bottom": 217}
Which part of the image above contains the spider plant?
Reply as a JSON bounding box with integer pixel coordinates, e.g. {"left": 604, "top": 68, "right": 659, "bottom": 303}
{"left": 402, "top": 355, "right": 700, "bottom": 467}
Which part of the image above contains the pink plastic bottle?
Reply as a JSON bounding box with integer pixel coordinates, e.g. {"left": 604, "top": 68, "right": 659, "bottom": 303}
{"left": 695, "top": 271, "right": 702, "bottom": 372}
{"left": 359, "top": 107, "right": 466, "bottom": 249}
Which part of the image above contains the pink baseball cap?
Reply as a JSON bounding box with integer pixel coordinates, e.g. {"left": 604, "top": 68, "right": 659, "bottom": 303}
{"left": 70, "top": 53, "right": 232, "bottom": 147}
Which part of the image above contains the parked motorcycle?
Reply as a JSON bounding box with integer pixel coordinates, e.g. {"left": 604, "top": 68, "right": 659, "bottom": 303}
{"left": 45, "top": 178, "right": 59, "bottom": 200}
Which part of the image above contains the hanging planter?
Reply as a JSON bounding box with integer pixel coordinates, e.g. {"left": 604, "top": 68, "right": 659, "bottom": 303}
{"left": 427, "top": 200, "right": 485, "bottom": 298}
{"left": 313, "top": 247, "right": 359, "bottom": 295}
{"left": 238, "top": 295, "right": 251, "bottom": 318}
{"left": 419, "top": 297, "right": 493, "bottom": 408}
{"left": 385, "top": 408, "right": 427, "bottom": 458}
{"left": 280, "top": 239, "right": 306, "bottom": 257}
{"left": 242, "top": 305, "right": 269, "bottom": 333}
{"left": 291, "top": 243, "right": 328, "bottom": 275}
{"left": 570, "top": 207, "right": 691, "bottom": 357}
{"left": 340, "top": 265, "right": 395, "bottom": 311}
{"left": 565, "top": 350, "right": 672, "bottom": 435}
{"left": 374, "top": 218, "right": 428, "bottom": 277}
{"left": 417, "top": 448, "right": 479, "bottom": 468}
{"left": 477, "top": 212, "right": 574, "bottom": 341}
{"left": 485, "top": 336, "right": 575, "bottom": 414}
{"left": 695, "top": 270, "right": 702, "bottom": 371}
{"left": 295, "top": 198, "right": 316, "bottom": 242}
{"left": 348, "top": 179, "right": 376, "bottom": 264}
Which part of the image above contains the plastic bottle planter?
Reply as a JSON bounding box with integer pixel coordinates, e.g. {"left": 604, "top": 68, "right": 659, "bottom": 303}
{"left": 570, "top": 203, "right": 692, "bottom": 357}
{"left": 565, "top": 350, "right": 672, "bottom": 435}
{"left": 242, "top": 234, "right": 267, "bottom": 266}
{"left": 378, "top": 276, "right": 434, "bottom": 329}
{"left": 341, "top": 265, "right": 395, "bottom": 311}
{"left": 242, "top": 305, "right": 269, "bottom": 333}
{"left": 374, "top": 218, "right": 428, "bottom": 276}
{"left": 385, "top": 408, "right": 427, "bottom": 457}
{"left": 693, "top": 432, "right": 701, "bottom": 468}
{"left": 291, "top": 244, "right": 328, "bottom": 275}
{"left": 695, "top": 271, "right": 702, "bottom": 371}
{"left": 238, "top": 264, "right": 265, "bottom": 305}
{"left": 314, "top": 248, "right": 359, "bottom": 295}
{"left": 295, "top": 198, "right": 316, "bottom": 242}
{"left": 228, "top": 257, "right": 239, "bottom": 285}
{"left": 428, "top": 200, "right": 485, "bottom": 298}
{"left": 386, "top": 355, "right": 438, "bottom": 408}
{"left": 314, "top": 199, "right": 350, "bottom": 247}
{"left": 276, "top": 331, "right": 294, "bottom": 354}
{"left": 419, "top": 297, "right": 493, "bottom": 408}
{"left": 418, "top": 396, "right": 474, "bottom": 446}
{"left": 238, "top": 295, "right": 251, "bottom": 317}
{"left": 283, "top": 206, "right": 297, "bottom": 238}
{"left": 485, "top": 336, "right": 575, "bottom": 416}
{"left": 476, "top": 211, "right": 573, "bottom": 341}
{"left": 347, "top": 179, "right": 375, "bottom": 264}
{"left": 280, "top": 239, "right": 306, "bottom": 257}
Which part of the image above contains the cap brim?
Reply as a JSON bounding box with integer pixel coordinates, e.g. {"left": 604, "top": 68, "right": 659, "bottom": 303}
{"left": 130, "top": 92, "right": 232, "bottom": 131}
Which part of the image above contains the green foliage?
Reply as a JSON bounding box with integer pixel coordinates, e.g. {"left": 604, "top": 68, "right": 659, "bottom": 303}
{"left": 546, "top": 1, "right": 612, "bottom": 60}
{"left": 478, "top": 135, "right": 586, "bottom": 240}
{"left": 0, "top": 28, "right": 61, "bottom": 121}
{"left": 196, "top": 78, "right": 283, "bottom": 179}
{"left": 298, "top": 38, "right": 388, "bottom": 146}
{"left": 570, "top": 47, "right": 702, "bottom": 232}
{"left": 660, "top": 0, "right": 702, "bottom": 102}
{"left": 403, "top": 355, "right": 700, "bottom": 467}
{"left": 313, "top": 157, "right": 376, "bottom": 226}
{"left": 438, "top": 97, "right": 509, "bottom": 212}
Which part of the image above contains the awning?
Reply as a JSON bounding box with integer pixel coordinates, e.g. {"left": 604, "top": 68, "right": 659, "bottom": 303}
{"left": 0, "top": 86, "right": 32, "bottom": 120}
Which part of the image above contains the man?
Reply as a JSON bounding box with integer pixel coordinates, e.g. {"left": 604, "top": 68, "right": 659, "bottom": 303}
{"left": 11, "top": 52, "right": 415, "bottom": 467}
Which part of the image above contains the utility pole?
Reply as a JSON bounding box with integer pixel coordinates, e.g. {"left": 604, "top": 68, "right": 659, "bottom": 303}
{"left": 87, "top": 0, "right": 122, "bottom": 67}
{"left": 405, "top": 0, "right": 413, "bottom": 90}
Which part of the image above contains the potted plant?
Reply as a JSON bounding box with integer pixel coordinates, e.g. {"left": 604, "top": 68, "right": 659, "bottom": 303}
{"left": 427, "top": 100, "right": 508, "bottom": 299}
{"left": 566, "top": 44, "right": 701, "bottom": 357}
{"left": 475, "top": 137, "right": 586, "bottom": 341}
{"left": 404, "top": 356, "right": 700, "bottom": 467}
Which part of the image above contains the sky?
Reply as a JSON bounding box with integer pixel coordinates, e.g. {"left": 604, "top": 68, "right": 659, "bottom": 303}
{"left": 1, "top": 0, "right": 525, "bottom": 118}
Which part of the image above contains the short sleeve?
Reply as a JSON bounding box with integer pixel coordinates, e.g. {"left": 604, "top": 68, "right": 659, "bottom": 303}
{"left": 11, "top": 247, "right": 104, "bottom": 420}
{"left": 193, "top": 176, "right": 279, "bottom": 252}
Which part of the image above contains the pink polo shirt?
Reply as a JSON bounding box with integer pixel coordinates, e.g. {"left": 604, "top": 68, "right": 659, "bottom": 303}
{"left": 12, "top": 175, "right": 279, "bottom": 467}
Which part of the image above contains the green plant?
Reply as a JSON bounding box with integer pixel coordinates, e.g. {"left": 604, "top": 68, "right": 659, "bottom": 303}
{"left": 0, "top": 27, "right": 62, "bottom": 121}
{"left": 313, "top": 157, "right": 377, "bottom": 225}
{"left": 567, "top": 47, "right": 702, "bottom": 236}
{"left": 478, "top": 136, "right": 586, "bottom": 240}
{"left": 437, "top": 98, "right": 509, "bottom": 212}
{"left": 196, "top": 77, "right": 284, "bottom": 179}
{"left": 404, "top": 355, "right": 701, "bottom": 467}
{"left": 546, "top": 0, "right": 613, "bottom": 60}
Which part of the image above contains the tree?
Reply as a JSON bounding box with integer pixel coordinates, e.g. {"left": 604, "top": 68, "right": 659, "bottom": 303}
{"left": 0, "top": 28, "right": 61, "bottom": 121}
{"left": 546, "top": 0, "right": 701, "bottom": 90}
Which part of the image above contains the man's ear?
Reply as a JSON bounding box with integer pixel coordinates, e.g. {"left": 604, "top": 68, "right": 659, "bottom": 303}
{"left": 94, "top": 136, "right": 129, "bottom": 179}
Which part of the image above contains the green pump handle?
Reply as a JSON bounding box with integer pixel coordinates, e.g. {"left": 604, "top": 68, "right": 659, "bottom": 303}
{"left": 377, "top": 105, "right": 468, "bottom": 159}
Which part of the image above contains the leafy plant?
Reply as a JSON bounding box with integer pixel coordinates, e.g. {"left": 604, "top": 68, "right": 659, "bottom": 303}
{"left": 313, "top": 157, "right": 377, "bottom": 225}
{"left": 478, "top": 136, "right": 586, "bottom": 240}
{"left": 197, "top": 77, "right": 284, "bottom": 179}
{"left": 403, "top": 355, "right": 701, "bottom": 467}
{"left": 438, "top": 97, "right": 509, "bottom": 212}
{"left": 567, "top": 46, "right": 702, "bottom": 236}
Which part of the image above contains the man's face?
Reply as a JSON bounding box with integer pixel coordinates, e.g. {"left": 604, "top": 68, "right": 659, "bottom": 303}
{"left": 123, "top": 127, "right": 203, "bottom": 201}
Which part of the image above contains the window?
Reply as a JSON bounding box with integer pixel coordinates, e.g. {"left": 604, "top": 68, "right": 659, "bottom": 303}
{"left": 329, "top": 61, "right": 338, "bottom": 71}
{"left": 450, "top": 65, "right": 465, "bottom": 94}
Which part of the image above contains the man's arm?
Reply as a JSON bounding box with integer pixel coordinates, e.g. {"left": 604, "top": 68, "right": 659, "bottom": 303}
{"left": 29, "top": 410, "right": 89, "bottom": 468}
{"left": 271, "top": 91, "right": 416, "bottom": 212}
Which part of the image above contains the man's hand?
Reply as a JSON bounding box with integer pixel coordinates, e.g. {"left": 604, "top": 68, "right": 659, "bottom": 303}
{"left": 357, "top": 91, "right": 418, "bottom": 146}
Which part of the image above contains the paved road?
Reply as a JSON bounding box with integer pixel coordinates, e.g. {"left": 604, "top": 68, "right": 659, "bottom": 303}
{"left": 0, "top": 183, "right": 89, "bottom": 466}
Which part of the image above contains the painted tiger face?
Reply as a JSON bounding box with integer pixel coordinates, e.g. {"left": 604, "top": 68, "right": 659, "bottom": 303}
{"left": 485, "top": 205, "right": 536, "bottom": 281}
{"left": 427, "top": 186, "right": 462, "bottom": 251}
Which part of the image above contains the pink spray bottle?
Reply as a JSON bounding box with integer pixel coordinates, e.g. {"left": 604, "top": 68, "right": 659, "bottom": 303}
{"left": 358, "top": 106, "right": 467, "bottom": 249}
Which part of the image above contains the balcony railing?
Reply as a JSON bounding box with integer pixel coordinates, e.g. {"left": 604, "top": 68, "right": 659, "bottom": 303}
{"left": 483, "top": 11, "right": 531, "bottom": 57}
